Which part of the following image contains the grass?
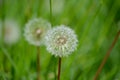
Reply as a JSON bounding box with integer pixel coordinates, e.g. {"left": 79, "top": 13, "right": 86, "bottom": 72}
{"left": 0, "top": 0, "right": 120, "bottom": 80}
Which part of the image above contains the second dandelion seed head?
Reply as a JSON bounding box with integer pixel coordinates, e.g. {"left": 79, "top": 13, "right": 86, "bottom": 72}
{"left": 45, "top": 25, "right": 78, "bottom": 57}
{"left": 24, "top": 18, "right": 51, "bottom": 46}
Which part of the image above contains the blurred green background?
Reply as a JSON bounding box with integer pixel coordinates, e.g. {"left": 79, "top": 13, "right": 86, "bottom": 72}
{"left": 0, "top": 0, "right": 120, "bottom": 80}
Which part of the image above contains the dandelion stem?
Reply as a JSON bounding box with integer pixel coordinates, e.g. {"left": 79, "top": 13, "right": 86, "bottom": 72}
{"left": 49, "top": 0, "right": 53, "bottom": 26}
{"left": 49, "top": 0, "right": 57, "bottom": 79}
{"left": 1, "top": 0, "right": 8, "bottom": 77}
{"left": 94, "top": 30, "right": 120, "bottom": 80}
{"left": 37, "top": 46, "right": 40, "bottom": 80}
{"left": 1, "top": 0, "right": 5, "bottom": 45}
{"left": 58, "top": 58, "right": 61, "bottom": 80}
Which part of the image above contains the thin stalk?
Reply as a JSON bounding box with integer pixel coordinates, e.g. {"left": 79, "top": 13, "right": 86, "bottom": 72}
{"left": 49, "top": 0, "right": 57, "bottom": 80}
{"left": 94, "top": 30, "right": 120, "bottom": 80}
{"left": 49, "top": 0, "right": 53, "bottom": 26}
{"left": 1, "top": 0, "right": 8, "bottom": 76}
{"left": 37, "top": 47, "right": 40, "bottom": 80}
{"left": 1, "top": 0, "right": 5, "bottom": 45}
{"left": 58, "top": 58, "right": 61, "bottom": 80}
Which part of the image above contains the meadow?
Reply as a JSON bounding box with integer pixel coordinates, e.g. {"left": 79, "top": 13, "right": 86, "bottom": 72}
{"left": 0, "top": 0, "right": 120, "bottom": 80}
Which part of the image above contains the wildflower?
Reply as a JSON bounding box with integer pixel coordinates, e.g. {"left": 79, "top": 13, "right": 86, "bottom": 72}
{"left": 0, "top": 20, "right": 20, "bottom": 45}
{"left": 24, "top": 18, "right": 51, "bottom": 46}
{"left": 45, "top": 25, "right": 78, "bottom": 57}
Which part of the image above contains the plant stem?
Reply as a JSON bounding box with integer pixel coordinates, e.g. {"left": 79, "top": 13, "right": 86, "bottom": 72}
{"left": 94, "top": 30, "right": 120, "bottom": 80}
{"left": 1, "top": 0, "right": 8, "bottom": 77}
{"left": 58, "top": 58, "right": 61, "bottom": 80}
{"left": 49, "top": 0, "right": 57, "bottom": 80}
{"left": 37, "top": 47, "right": 40, "bottom": 80}
{"left": 49, "top": 0, "right": 53, "bottom": 26}
{"left": 1, "top": 0, "right": 5, "bottom": 45}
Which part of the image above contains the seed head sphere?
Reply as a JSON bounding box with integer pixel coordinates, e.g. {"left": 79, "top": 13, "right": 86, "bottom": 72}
{"left": 45, "top": 25, "right": 78, "bottom": 57}
{"left": 24, "top": 18, "right": 51, "bottom": 46}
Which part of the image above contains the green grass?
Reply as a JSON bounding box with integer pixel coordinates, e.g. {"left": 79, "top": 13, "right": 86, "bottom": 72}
{"left": 0, "top": 0, "right": 120, "bottom": 80}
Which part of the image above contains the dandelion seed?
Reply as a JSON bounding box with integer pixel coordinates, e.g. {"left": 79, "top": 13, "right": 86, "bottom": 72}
{"left": 24, "top": 18, "right": 51, "bottom": 46}
{"left": 0, "top": 20, "right": 20, "bottom": 45}
{"left": 45, "top": 25, "right": 78, "bottom": 57}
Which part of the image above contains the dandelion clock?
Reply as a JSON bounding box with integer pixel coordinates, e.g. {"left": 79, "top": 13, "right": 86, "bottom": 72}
{"left": 45, "top": 25, "right": 78, "bottom": 57}
{"left": 24, "top": 18, "right": 51, "bottom": 46}
{"left": 24, "top": 18, "right": 51, "bottom": 80}
{"left": 0, "top": 20, "right": 20, "bottom": 45}
{"left": 45, "top": 25, "right": 78, "bottom": 80}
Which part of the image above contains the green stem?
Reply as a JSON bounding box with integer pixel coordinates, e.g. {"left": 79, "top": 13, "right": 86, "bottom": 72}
{"left": 1, "top": 0, "right": 5, "bottom": 45}
{"left": 49, "top": 0, "right": 53, "bottom": 26}
{"left": 49, "top": 0, "right": 57, "bottom": 80}
{"left": 1, "top": 0, "right": 8, "bottom": 79}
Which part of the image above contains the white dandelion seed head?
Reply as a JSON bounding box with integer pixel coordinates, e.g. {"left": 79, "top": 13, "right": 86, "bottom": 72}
{"left": 24, "top": 18, "right": 51, "bottom": 46}
{"left": 0, "top": 20, "right": 20, "bottom": 45}
{"left": 45, "top": 25, "right": 78, "bottom": 57}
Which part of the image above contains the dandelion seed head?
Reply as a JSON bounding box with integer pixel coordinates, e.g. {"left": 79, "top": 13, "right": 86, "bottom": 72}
{"left": 24, "top": 18, "right": 51, "bottom": 46}
{"left": 45, "top": 25, "right": 78, "bottom": 57}
{"left": 0, "top": 20, "right": 20, "bottom": 45}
